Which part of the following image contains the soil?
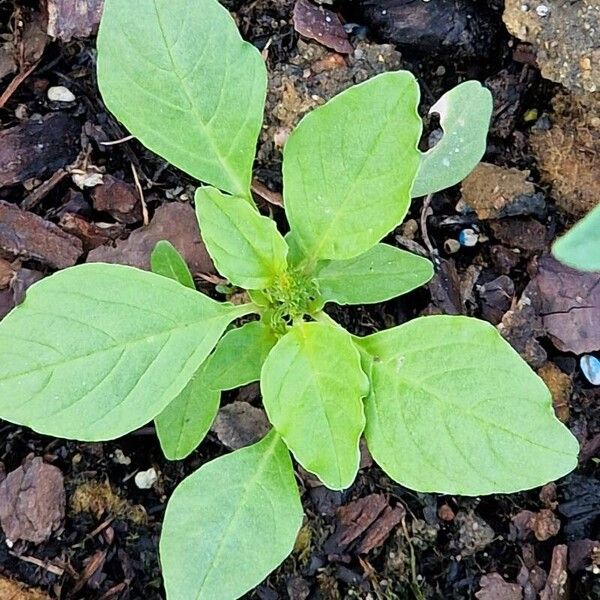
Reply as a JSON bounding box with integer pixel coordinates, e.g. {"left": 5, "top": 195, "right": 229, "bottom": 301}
{"left": 0, "top": 1, "right": 599, "bottom": 599}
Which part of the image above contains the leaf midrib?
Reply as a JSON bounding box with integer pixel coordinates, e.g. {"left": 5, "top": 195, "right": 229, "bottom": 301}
{"left": 151, "top": 0, "right": 245, "bottom": 196}
{"left": 193, "top": 434, "right": 279, "bottom": 598}
{"left": 0, "top": 310, "right": 233, "bottom": 382}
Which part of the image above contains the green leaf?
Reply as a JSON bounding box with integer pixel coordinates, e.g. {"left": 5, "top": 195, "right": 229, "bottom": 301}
{"left": 358, "top": 315, "right": 579, "bottom": 495}
{"left": 553, "top": 203, "right": 600, "bottom": 272}
{"left": 161, "top": 430, "right": 303, "bottom": 600}
{"left": 412, "top": 81, "right": 492, "bottom": 198}
{"left": 151, "top": 240, "right": 195, "bottom": 289}
{"left": 261, "top": 322, "right": 368, "bottom": 489}
{"left": 315, "top": 243, "right": 434, "bottom": 305}
{"left": 155, "top": 320, "right": 277, "bottom": 460}
{"left": 155, "top": 361, "right": 220, "bottom": 460}
{"left": 206, "top": 320, "right": 278, "bottom": 391}
{"left": 195, "top": 187, "right": 288, "bottom": 289}
{"left": 0, "top": 264, "right": 252, "bottom": 441}
{"left": 283, "top": 71, "right": 422, "bottom": 263}
{"left": 97, "top": 0, "right": 267, "bottom": 197}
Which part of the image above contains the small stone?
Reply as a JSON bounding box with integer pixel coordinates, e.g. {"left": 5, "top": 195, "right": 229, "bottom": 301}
{"left": 459, "top": 228, "right": 478, "bottom": 247}
{"left": 581, "top": 355, "right": 600, "bottom": 385}
{"left": 444, "top": 239, "right": 461, "bottom": 254}
{"left": 535, "top": 5, "right": 550, "bottom": 17}
{"left": 112, "top": 449, "right": 131, "bottom": 466}
{"left": 47, "top": 85, "right": 76, "bottom": 102}
{"left": 134, "top": 468, "right": 158, "bottom": 490}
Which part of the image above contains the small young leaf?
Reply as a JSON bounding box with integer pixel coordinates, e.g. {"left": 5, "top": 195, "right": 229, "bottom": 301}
{"left": 97, "top": 0, "right": 267, "bottom": 197}
{"left": 261, "top": 322, "right": 368, "bottom": 490}
{"left": 195, "top": 187, "right": 288, "bottom": 289}
{"left": 155, "top": 321, "right": 276, "bottom": 460}
{"left": 284, "top": 71, "right": 422, "bottom": 263}
{"left": 552, "top": 203, "right": 600, "bottom": 272}
{"left": 151, "top": 240, "right": 195, "bottom": 289}
{"left": 155, "top": 362, "right": 220, "bottom": 460}
{"left": 359, "top": 315, "right": 579, "bottom": 495}
{"left": 161, "top": 430, "right": 303, "bottom": 600}
{"left": 206, "top": 320, "right": 278, "bottom": 391}
{"left": 315, "top": 243, "right": 434, "bottom": 305}
{"left": 0, "top": 264, "right": 252, "bottom": 440}
{"left": 412, "top": 81, "right": 492, "bottom": 198}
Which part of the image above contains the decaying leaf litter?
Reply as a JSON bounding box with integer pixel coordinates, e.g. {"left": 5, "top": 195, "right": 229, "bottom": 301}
{"left": 0, "top": 0, "right": 599, "bottom": 598}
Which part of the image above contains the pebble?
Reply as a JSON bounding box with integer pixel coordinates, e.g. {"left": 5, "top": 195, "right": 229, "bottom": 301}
{"left": 47, "top": 85, "right": 76, "bottom": 103}
{"left": 134, "top": 467, "right": 158, "bottom": 490}
{"left": 459, "top": 228, "right": 479, "bottom": 247}
{"left": 580, "top": 355, "right": 600, "bottom": 385}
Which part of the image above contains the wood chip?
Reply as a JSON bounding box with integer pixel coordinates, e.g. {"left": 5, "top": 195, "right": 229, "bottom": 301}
{"left": 43, "top": 0, "right": 105, "bottom": 41}
{"left": 0, "top": 456, "right": 65, "bottom": 544}
{"left": 533, "top": 255, "right": 600, "bottom": 355}
{"left": 0, "top": 200, "right": 83, "bottom": 269}
{"left": 293, "top": 0, "right": 353, "bottom": 54}
{"left": 540, "top": 544, "right": 568, "bottom": 600}
{"left": 212, "top": 402, "right": 270, "bottom": 450}
{"left": 91, "top": 174, "right": 141, "bottom": 224}
{"left": 87, "top": 202, "right": 214, "bottom": 276}
{"left": 476, "top": 573, "right": 523, "bottom": 600}
{"left": 0, "top": 113, "right": 80, "bottom": 187}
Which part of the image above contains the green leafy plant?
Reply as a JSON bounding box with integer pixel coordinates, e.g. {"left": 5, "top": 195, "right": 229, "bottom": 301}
{"left": 0, "top": 1, "right": 579, "bottom": 598}
{"left": 552, "top": 203, "right": 600, "bottom": 272}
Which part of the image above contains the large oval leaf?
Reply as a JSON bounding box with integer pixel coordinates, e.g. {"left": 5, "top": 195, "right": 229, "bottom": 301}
{"left": 0, "top": 264, "right": 252, "bottom": 440}
{"left": 553, "top": 203, "right": 600, "bottom": 272}
{"left": 412, "top": 81, "right": 492, "bottom": 198}
{"left": 161, "top": 430, "right": 303, "bottom": 600}
{"left": 283, "top": 71, "right": 422, "bottom": 263}
{"left": 261, "top": 322, "right": 368, "bottom": 490}
{"left": 359, "top": 315, "right": 579, "bottom": 495}
{"left": 195, "top": 187, "right": 288, "bottom": 289}
{"left": 97, "top": 0, "right": 267, "bottom": 197}
{"left": 315, "top": 243, "right": 434, "bottom": 305}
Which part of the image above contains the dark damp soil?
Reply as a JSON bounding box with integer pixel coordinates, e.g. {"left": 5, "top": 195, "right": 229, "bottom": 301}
{"left": 0, "top": 1, "right": 598, "bottom": 599}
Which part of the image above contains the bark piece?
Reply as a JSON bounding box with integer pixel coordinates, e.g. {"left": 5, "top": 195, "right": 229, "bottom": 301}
{"left": 43, "top": 0, "right": 104, "bottom": 42}
{"left": 478, "top": 275, "right": 514, "bottom": 325}
{"left": 212, "top": 402, "right": 270, "bottom": 451}
{"left": 355, "top": 0, "right": 497, "bottom": 58}
{"left": 0, "top": 113, "right": 80, "bottom": 187}
{"left": 91, "top": 175, "right": 141, "bottom": 224}
{"left": 489, "top": 218, "right": 548, "bottom": 253}
{"left": 533, "top": 255, "right": 600, "bottom": 355}
{"left": 0, "top": 456, "right": 65, "bottom": 544}
{"left": 324, "top": 494, "right": 402, "bottom": 555}
{"left": 355, "top": 505, "right": 404, "bottom": 554}
{"left": 476, "top": 573, "right": 523, "bottom": 600}
{"left": 293, "top": 0, "right": 353, "bottom": 54}
{"left": 59, "top": 213, "right": 124, "bottom": 251}
{"left": 87, "top": 202, "right": 214, "bottom": 277}
{"left": 568, "top": 539, "right": 599, "bottom": 573}
{"left": 540, "top": 544, "right": 568, "bottom": 600}
{"left": 0, "top": 200, "right": 83, "bottom": 268}
{"left": 0, "top": 268, "right": 44, "bottom": 320}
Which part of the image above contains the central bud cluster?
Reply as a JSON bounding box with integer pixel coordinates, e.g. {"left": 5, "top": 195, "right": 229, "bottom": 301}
{"left": 263, "top": 269, "right": 320, "bottom": 332}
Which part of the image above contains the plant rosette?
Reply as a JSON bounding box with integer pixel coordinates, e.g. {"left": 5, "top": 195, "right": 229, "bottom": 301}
{"left": 0, "top": 1, "right": 579, "bottom": 598}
